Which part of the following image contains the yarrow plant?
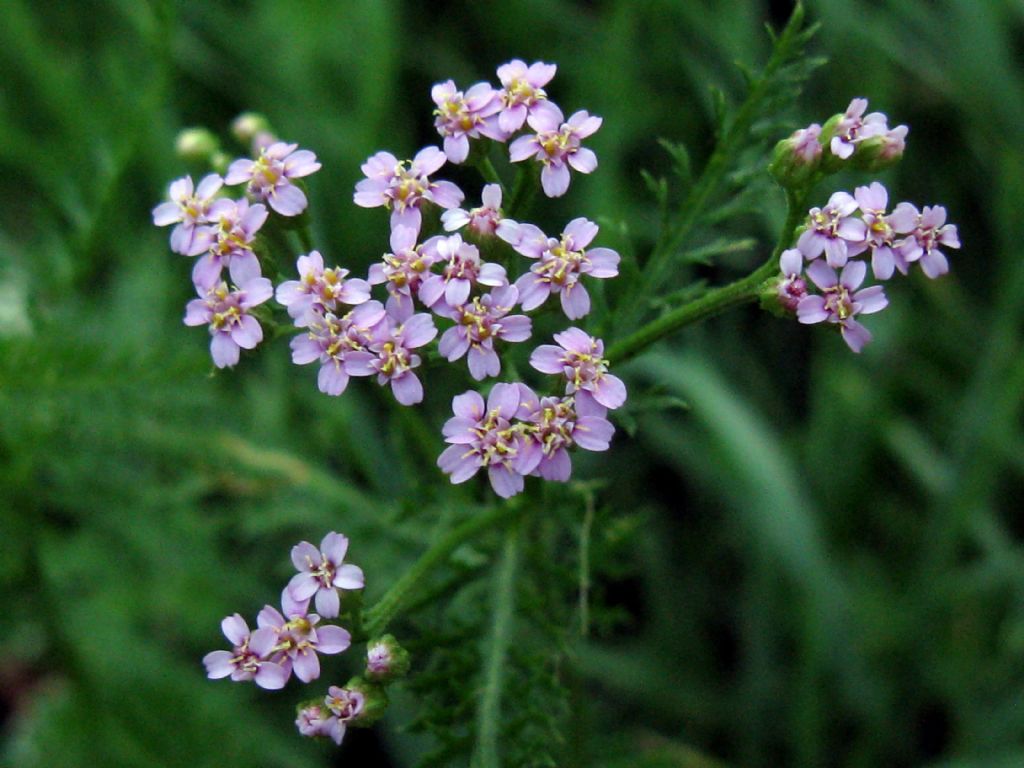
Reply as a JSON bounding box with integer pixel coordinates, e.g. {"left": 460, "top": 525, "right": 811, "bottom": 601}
{"left": 153, "top": 5, "right": 960, "bottom": 759}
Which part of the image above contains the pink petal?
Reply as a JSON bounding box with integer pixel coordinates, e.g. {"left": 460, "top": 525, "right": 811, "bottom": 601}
{"left": 541, "top": 162, "right": 571, "bottom": 197}
{"left": 315, "top": 588, "right": 340, "bottom": 619}
{"left": 334, "top": 563, "right": 365, "bottom": 590}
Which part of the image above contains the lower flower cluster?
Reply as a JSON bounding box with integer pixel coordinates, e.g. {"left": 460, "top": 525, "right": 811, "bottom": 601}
{"left": 202, "top": 532, "right": 405, "bottom": 747}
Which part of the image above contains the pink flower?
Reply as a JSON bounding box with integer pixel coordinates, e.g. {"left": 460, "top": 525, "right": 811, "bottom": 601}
{"left": 777, "top": 248, "right": 808, "bottom": 312}
{"left": 828, "top": 98, "right": 888, "bottom": 160}
{"left": 500, "top": 217, "right": 619, "bottom": 319}
{"left": 437, "top": 383, "right": 526, "bottom": 498}
{"left": 796, "top": 191, "right": 868, "bottom": 269}
{"left": 853, "top": 182, "right": 918, "bottom": 280}
{"left": 344, "top": 303, "right": 438, "bottom": 406}
{"left": 256, "top": 592, "right": 352, "bottom": 684}
{"left": 530, "top": 328, "right": 626, "bottom": 410}
{"left": 509, "top": 106, "right": 602, "bottom": 197}
{"left": 276, "top": 251, "right": 371, "bottom": 326}
{"left": 224, "top": 141, "right": 321, "bottom": 216}
{"left": 418, "top": 234, "right": 508, "bottom": 312}
{"left": 367, "top": 226, "right": 445, "bottom": 309}
{"left": 797, "top": 260, "right": 888, "bottom": 353}
{"left": 203, "top": 613, "right": 289, "bottom": 690}
{"left": 431, "top": 80, "right": 504, "bottom": 163}
{"left": 152, "top": 174, "right": 222, "bottom": 256}
{"left": 288, "top": 532, "right": 365, "bottom": 619}
{"left": 513, "top": 385, "right": 614, "bottom": 482}
{"left": 296, "top": 703, "right": 344, "bottom": 744}
{"left": 354, "top": 147, "right": 464, "bottom": 234}
{"left": 441, "top": 183, "right": 505, "bottom": 237}
{"left": 436, "top": 286, "right": 532, "bottom": 380}
{"left": 184, "top": 275, "right": 273, "bottom": 368}
{"left": 496, "top": 59, "right": 560, "bottom": 134}
{"left": 895, "top": 204, "right": 961, "bottom": 279}
{"left": 191, "top": 198, "right": 268, "bottom": 288}
{"left": 290, "top": 301, "right": 387, "bottom": 396}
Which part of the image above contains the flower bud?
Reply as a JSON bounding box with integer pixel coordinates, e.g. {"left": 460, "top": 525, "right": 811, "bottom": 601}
{"left": 341, "top": 677, "right": 388, "bottom": 727}
{"left": 760, "top": 247, "right": 807, "bottom": 317}
{"left": 768, "top": 124, "right": 822, "bottom": 188}
{"left": 851, "top": 125, "right": 908, "bottom": 172}
{"left": 231, "top": 112, "right": 273, "bottom": 146}
{"left": 365, "top": 635, "right": 411, "bottom": 683}
{"left": 175, "top": 127, "right": 220, "bottom": 165}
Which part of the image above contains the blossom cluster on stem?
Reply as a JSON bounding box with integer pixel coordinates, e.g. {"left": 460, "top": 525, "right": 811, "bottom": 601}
{"left": 777, "top": 181, "right": 960, "bottom": 352}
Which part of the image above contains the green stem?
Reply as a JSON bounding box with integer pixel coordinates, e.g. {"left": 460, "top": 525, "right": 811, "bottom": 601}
{"left": 506, "top": 163, "right": 539, "bottom": 220}
{"left": 476, "top": 155, "right": 504, "bottom": 189}
{"left": 471, "top": 523, "right": 522, "bottom": 768}
{"left": 363, "top": 500, "right": 523, "bottom": 637}
{"left": 607, "top": 187, "right": 809, "bottom": 365}
{"left": 619, "top": 2, "right": 809, "bottom": 331}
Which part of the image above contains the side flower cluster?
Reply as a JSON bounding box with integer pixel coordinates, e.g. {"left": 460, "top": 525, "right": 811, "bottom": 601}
{"left": 770, "top": 97, "right": 909, "bottom": 185}
{"left": 203, "top": 532, "right": 402, "bottom": 748}
{"left": 777, "top": 181, "right": 960, "bottom": 351}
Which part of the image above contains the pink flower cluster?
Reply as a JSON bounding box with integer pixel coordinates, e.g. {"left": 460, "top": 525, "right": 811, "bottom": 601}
{"left": 779, "top": 181, "right": 960, "bottom": 351}
{"left": 354, "top": 59, "right": 599, "bottom": 206}
{"left": 154, "top": 62, "right": 625, "bottom": 499}
{"left": 203, "top": 532, "right": 401, "bottom": 749}
{"left": 203, "top": 532, "right": 363, "bottom": 689}
{"left": 438, "top": 329, "right": 624, "bottom": 498}
{"left": 152, "top": 139, "right": 322, "bottom": 368}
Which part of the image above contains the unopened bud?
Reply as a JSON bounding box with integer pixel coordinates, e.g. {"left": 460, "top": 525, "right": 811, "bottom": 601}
{"left": 768, "top": 124, "right": 822, "bottom": 188}
{"left": 365, "top": 635, "right": 411, "bottom": 683}
{"left": 175, "top": 127, "right": 220, "bottom": 164}
{"left": 852, "top": 125, "right": 908, "bottom": 172}
{"left": 340, "top": 677, "right": 388, "bottom": 727}
{"left": 231, "top": 112, "right": 273, "bottom": 146}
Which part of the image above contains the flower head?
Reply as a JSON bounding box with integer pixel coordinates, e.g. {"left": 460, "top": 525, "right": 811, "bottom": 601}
{"left": 287, "top": 531, "right": 365, "bottom": 619}
{"left": 256, "top": 592, "right": 352, "bottom": 684}
{"left": 431, "top": 80, "right": 504, "bottom": 163}
{"left": 152, "top": 174, "right": 223, "bottom": 256}
{"left": 191, "top": 198, "right": 268, "bottom": 288}
{"left": 203, "top": 613, "right": 289, "bottom": 690}
{"left": 184, "top": 275, "right": 273, "bottom": 368}
{"left": 500, "top": 217, "right": 619, "bottom": 319}
{"left": 509, "top": 106, "right": 602, "bottom": 197}
{"left": 796, "top": 191, "right": 868, "bottom": 269}
{"left": 344, "top": 303, "right": 438, "bottom": 405}
{"left": 441, "top": 183, "right": 505, "bottom": 238}
{"left": 797, "top": 260, "right": 888, "bottom": 353}
{"left": 776, "top": 248, "right": 808, "bottom": 312}
{"left": 853, "top": 182, "right": 918, "bottom": 280}
{"left": 418, "top": 233, "right": 508, "bottom": 312}
{"left": 224, "top": 141, "right": 321, "bottom": 216}
{"left": 436, "top": 286, "right": 532, "bottom": 380}
{"left": 826, "top": 98, "right": 889, "bottom": 160}
{"left": 276, "top": 251, "right": 371, "bottom": 325}
{"left": 368, "top": 226, "right": 445, "bottom": 309}
{"left": 290, "top": 301, "right": 387, "bottom": 396}
{"left": 896, "top": 204, "right": 961, "bottom": 279}
{"left": 354, "top": 147, "right": 464, "bottom": 234}
{"left": 513, "top": 386, "right": 614, "bottom": 482}
{"left": 496, "top": 59, "right": 560, "bottom": 134}
{"left": 530, "top": 328, "right": 626, "bottom": 410}
{"left": 437, "top": 383, "right": 526, "bottom": 498}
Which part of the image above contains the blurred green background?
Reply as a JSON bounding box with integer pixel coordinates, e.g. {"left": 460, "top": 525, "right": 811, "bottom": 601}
{"left": 2, "top": 1, "right": 1022, "bottom": 766}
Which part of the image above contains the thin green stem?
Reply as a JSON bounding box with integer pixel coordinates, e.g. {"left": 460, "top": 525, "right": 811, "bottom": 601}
{"left": 618, "top": 3, "right": 810, "bottom": 332}
{"left": 471, "top": 523, "right": 522, "bottom": 768}
{"left": 607, "top": 187, "right": 809, "bottom": 365}
{"left": 476, "top": 155, "right": 504, "bottom": 189}
{"left": 363, "top": 500, "right": 523, "bottom": 637}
